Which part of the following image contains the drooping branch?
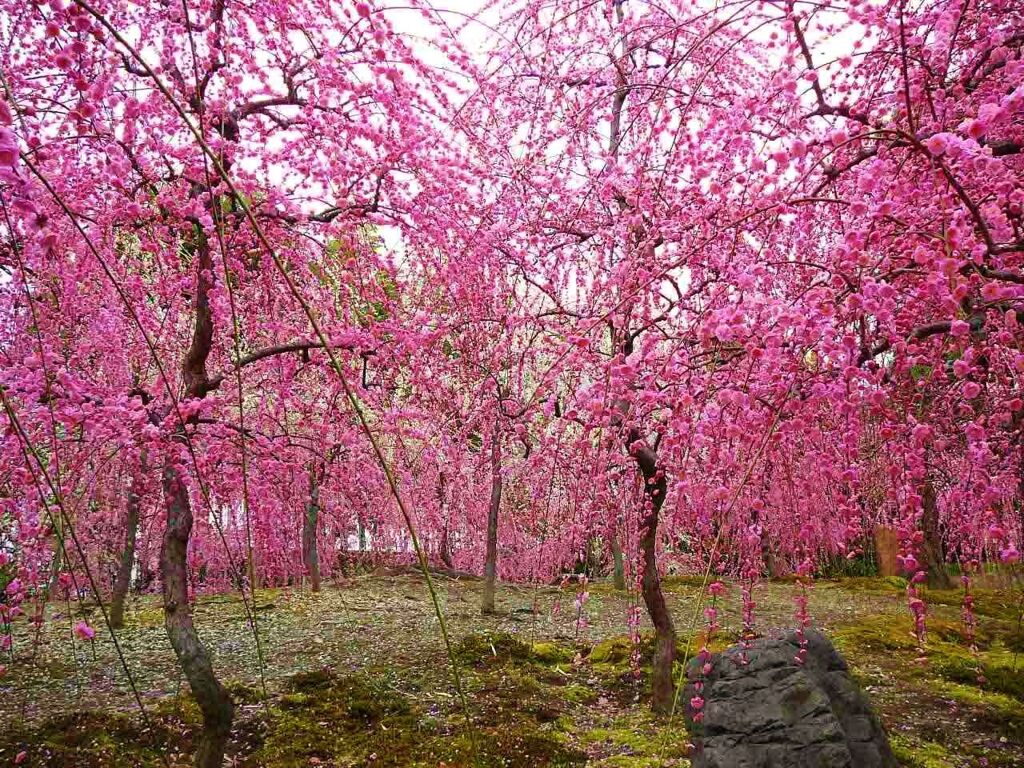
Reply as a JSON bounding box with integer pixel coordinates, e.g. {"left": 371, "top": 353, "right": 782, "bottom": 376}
{"left": 201, "top": 340, "right": 374, "bottom": 394}
{"left": 859, "top": 320, "right": 956, "bottom": 364}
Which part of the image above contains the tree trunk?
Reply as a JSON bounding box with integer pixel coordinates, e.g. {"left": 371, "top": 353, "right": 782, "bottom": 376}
{"left": 603, "top": 0, "right": 675, "bottom": 711}
{"left": 161, "top": 460, "right": 234, "bottom": 768}
{"left": 48, "top": 516, "right": 63, "bottom": 593}
{"left": 303, "top": 465, "right": 321, "bottom": 592}
{"left": 110, "top": 466, "right": 143, "bottom": 629}
{"left": 438, "top": 472, "right": 454, "bottom": 569}
{"left": 873, "top": 525, "right": 899, "bottom": 578}
{"left": 481, "top": 427, "right": 502, "bottom": 615}
{"left": 162, "top": 223, "right": 234, "bottom": 768}
{"left": 440, "top": 525, "right": 454, "bottom": 570}
{"left": 610, "top": 525, "right": 626, "bottom": 590}
{"left": 921, "top": 478, "right": 952, "bottom": 589}
{"left": 631, "top": 435, "right": 677, "bottom": 714}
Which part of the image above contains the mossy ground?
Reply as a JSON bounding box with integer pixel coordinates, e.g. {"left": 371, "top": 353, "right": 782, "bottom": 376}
{"left": 0, "top": 574, "right": 1021, "bottom": 766}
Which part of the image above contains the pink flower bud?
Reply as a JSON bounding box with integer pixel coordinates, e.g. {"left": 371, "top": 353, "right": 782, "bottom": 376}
{"left": 925, "top": 133, "right": 951, "bottom": 156}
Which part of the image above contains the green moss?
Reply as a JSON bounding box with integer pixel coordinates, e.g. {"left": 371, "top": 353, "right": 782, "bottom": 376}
{"left": 663, "top": 574, "right": 724, "bottom": 589}
{"left": 930, "top": 650, "right": 1024, "bottom": 700}
{"left": 250, "top": 671, "right": 425, "bottom": 767}
{"left": 589, "top": 633, "right": 727, "bottom": 674}
{"left": 250, "top": 667, "right": 584, "bottom": 767}
{"left": 285, "top": 667, "right": 336, "bottom": 691}
{"left": 152, "top": 692, "right": 203, "bottom": 725}
{"left": 279, "top": 692, "right": 309, "bottom": 707}
{"left": 835, "top": 611, "right": 1024, "bottom": 703}
{"left": 590, "top": 635, "right": 638, "bottom": 665}
{"left": 935, "top": 679, "right": 1024, "bottom": 734}
{"left": 446, "top": 728, "right": 588, "bottom": 767}
{"left": 127, "top": 605, "right": 165, "bottom": 628}
{"left": 455, "top": 632, "right": 574, "bottom": 669}
{"left": 818, "top": 576, "right": 908, "bottom": 596}
{"left": 921, "top": 587, "right": 1022, "bottom": 623}
{"left": 580, "top": 709, "right": 690, "bottom": 766}
{"left": 471, "top": 664, "right": 567, "bottom": 727}
{"left": 530, "top": 641, "right": 574, "bottom": 665}
{"left": 457, "top": 631, "right": 535, "bottom": 666}
{"left": 563, "top": 683, "right": 599, "bottom": 705}
{"left": 832, "top": 616, "right": 925, "bottom": 655}
{"left": 0, "top": 710, "right": 180, "bottom": 767}
{"left": 594, "top": 758, "right": 690, "bottom": 768}
{"left": 1001, "top": 627, "right": 1024, "bottom": 654}
{"left": 890, "top": 734, "right": 956, "bottom": 768}
{"left": 928, "top": 618, "right": 995, "bottom": 649}
{"left": 226, "top": 681, "right": 262, "bottom": 703}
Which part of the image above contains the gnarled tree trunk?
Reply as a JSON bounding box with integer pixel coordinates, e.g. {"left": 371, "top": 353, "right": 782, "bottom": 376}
{"left": 303, "top": 464, "right": 321, "bottom": 592}
{"left": 630, "top": 431, "right": 677, "bottom": 713}
{"left": 158, "top": 226, "right": 234, "bottom": 767}
{"left": 110, "top": 463, "right": 143, "bottom": 629}
{"left": 481, "top": 427, "right": 502, "bottom": 614}
{"left": 162, "top": 460, "right": 235, "bottom": 768}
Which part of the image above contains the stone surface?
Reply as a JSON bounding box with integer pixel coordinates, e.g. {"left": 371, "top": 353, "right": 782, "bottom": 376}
{"left": 684, "top": 628, "right": 897, "bottom": 768}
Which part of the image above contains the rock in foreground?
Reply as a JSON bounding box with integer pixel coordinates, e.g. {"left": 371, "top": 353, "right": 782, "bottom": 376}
{"left": 684, "top": 628, "right": 897, "bottom": 768}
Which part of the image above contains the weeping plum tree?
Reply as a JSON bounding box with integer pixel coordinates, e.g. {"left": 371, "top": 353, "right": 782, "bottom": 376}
{"left": 454, "top": 0, "right": 1024, "bottom": 708}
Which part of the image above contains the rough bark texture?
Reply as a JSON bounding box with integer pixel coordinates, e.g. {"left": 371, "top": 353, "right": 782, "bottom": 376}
{"left": 303, "top": 465, "right": 321, "bottom": 592}
{"left": 873, "top": 525, "right": 899, "bottom": 578}
{"left": 609, "top": 332, "right": 677, "bottom": 712}
{"left": 157, "top": 229, "right": 234, "bottom": 768}
{"left": 481, "top": 429, "right": 502, "bottom": 614}
{"left": 610, "top": 525, "right": 626, "bottom": 590}
{"left": 109, "top": 469, "right": 142, "bottom": 629}
{"left": 921, "top": 478, "right": 952, "bottom": 589}
{"left": 161, "top": 461, "right": 235, "bottom": 768}
{"left": 440, "top": 525, "right": 455, "bottom": 570}
{"left": 630, "top": 427, "right": 676, "bottom": 713}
